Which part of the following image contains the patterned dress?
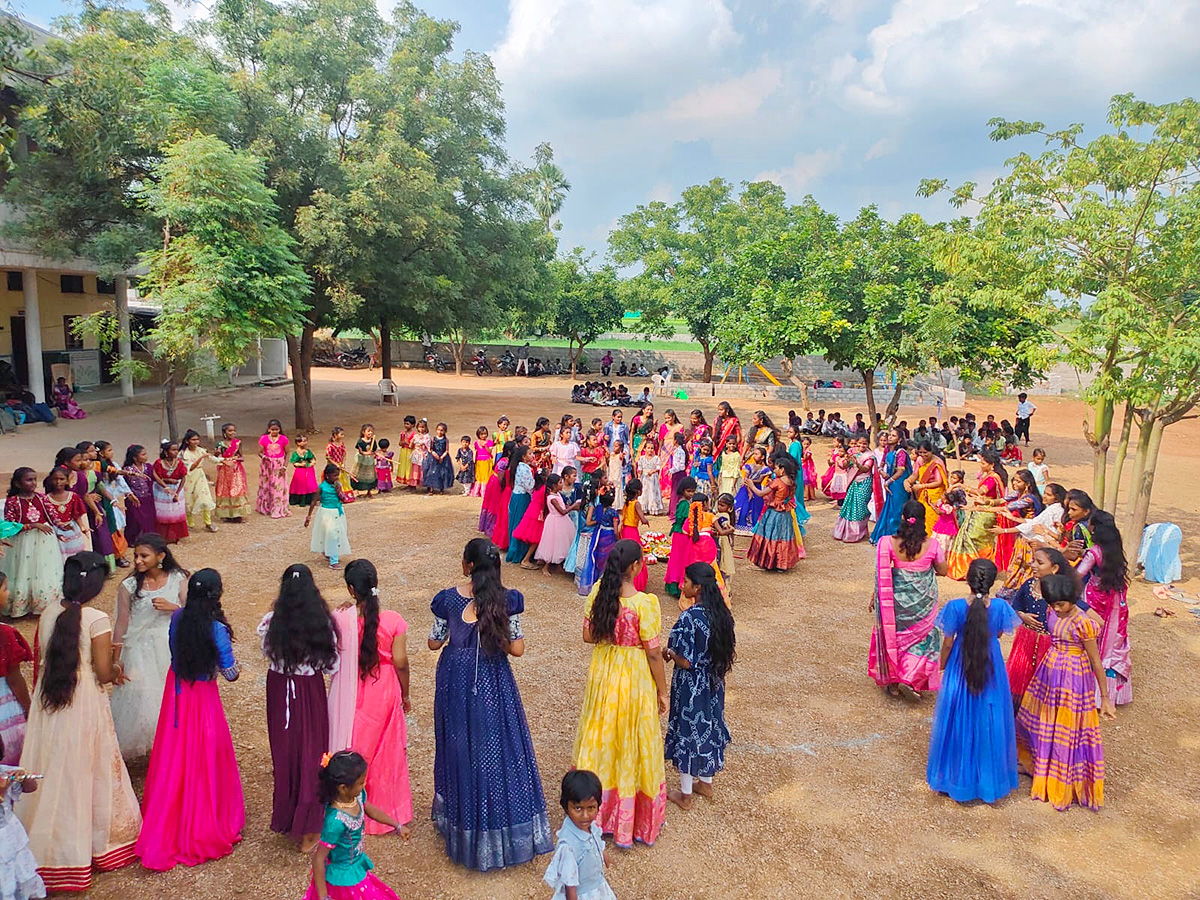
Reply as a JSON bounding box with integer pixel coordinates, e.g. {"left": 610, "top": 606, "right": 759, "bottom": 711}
{"left": 572, "top": 588, "right": 666, "bottom": 848}
{"left": 257, "top": 434, "right": 291, "bottom": 517}
{"left": 325, "top": 442, "right": 355, "bottom": 503}
{"left": 665, "top": 605, "right": 730, "bottom": 779}
{"left": 0, "top": 495, "right": 64, "bottom": 617}
{"left": 1015, "top": 611, "right": 1105, "bottom": 810}
{"left": 214, "top": 439, "right": 251, "bottom": 520}
{"left": 747, "top": 479, "right": 804, "bottom": 571}
{"left": 301, "top": 792, "right": 400, "bottom": 900}
{"left": 0, "top": 625, "right": 31, "bottom": 765}
{"left": 350, "top": 438, "right": 378, "bottom": 493}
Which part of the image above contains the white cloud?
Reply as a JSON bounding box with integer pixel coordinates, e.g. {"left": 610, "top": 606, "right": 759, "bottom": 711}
{"left": 494, "top": 0, "right": 739, "bottom": 111}
{"left": 864, "top": 136, "right": 898, "bottom": 161}
{"left": 844, "top": 0, "right": 1200, "bottom": 114}
{"left": 661, "top": 65, "right": 782, "bottom": 123}
{"left": 755, "top": 148, "right": 842, "bottom": 195}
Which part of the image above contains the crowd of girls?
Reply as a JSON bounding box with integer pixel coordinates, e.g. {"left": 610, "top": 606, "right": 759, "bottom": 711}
{"left": 0, "top": 535, "right": 734, "bottom": 899}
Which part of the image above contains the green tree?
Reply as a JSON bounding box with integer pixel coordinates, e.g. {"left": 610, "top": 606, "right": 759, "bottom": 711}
{"left": 609, "top": 178, "right": 792, "bottom": 381}
{"left": 527, "top": 141, "right": 571, "bottom": 235}
{"left": 138, "top": 134, "right": 310, "bottom": 438}
{"left": 540, "top": 249, "right": 624, "bottom": 376}
{"left": 919, "top": 94, "right": 1200, "bottom": 535}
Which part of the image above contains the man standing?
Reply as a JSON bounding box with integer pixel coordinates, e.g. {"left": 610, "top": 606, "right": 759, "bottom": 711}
{"left": 515, "top": 342, "right": 531, "bottom": 375}
{"left": 1015, "top": 392, "right": 1036, "bottom": 445}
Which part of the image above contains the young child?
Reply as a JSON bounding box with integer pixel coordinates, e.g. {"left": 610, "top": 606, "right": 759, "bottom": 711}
{"left": 350, "top": 425, "right": 378, "bottom": 499}
{"left": 43, "top": 466, "right": 91, "bottom": 558}
{"left": 213, "top": 424, "right": 250, "bottom": 522}
{"left": 926, "top": 559, "right": 1020, "bottom": 804}
{"left": 304, "top": 750, "right": 410, "bottom": 900}
{"left": 325, "top": 428, "right": 355, "bottom": 504}
{"left": 620, "top": 478, "right": 650, "bottom": 591}
{"left": 574, "top": 489, "right": 618, "bottom": 597}
{"left": 306, "top": 464, "right": 351, "bottom": 570}
{"left": 492, "top": 416, "right": 513, "bottom": 463}
{"left": 471, "top": 427, "right": 494, "bottom": 498}
{"left": 152, "top": 440, "right": 189, "bottom": 543}
{"left": 664, "top": 476, "right": 698, "bottom": 598}
{"left": 537, "top": 470, "right": 581, "bottom": 576}
{"left": 543, "top": 770, "right": 615, "bottom": 900}
{"left": 578, "top": 432, "right": 605, "bottom": 484}
{"left": 260, "top": 565, "right": 340, "bottom": 853}
{"left": 425, "top": 422, "right": 455, "bottom": 495}
{"left": 691, "top": 439, "right": 715, "bottom": 496}
{"left": 410, "top": 419, "right": 431, "bottom": 489}
{"left": 374, "top": 439, "right": 395, "bottom": 493}
{"left": 136, "top": 568, "right": 243, "bottom": 871}
{"left": 513, "top": 471, "right": 549, "bottom": 570}
{"left": 684, "top": 494, "right": 723, "bottom": 600}
{"left": 0, "top": 749, "right": 44, "bottom": 900}
{"left": 800, "top": 436, "right": 818, "bottom": 502}
{"left": 664, "top": 562, "right": 734, "bottom": 810}
{"left": 258, "top": 419, "right": 292, "bottom": 516}
{"left": 290, "top": 434, "right": 320, "bottom": 508}
{"left": 717, "top": 437, "right": 741, "bottom": 499}
{"left": 0, "top": 577, "right": 32, "bottom": 765}
{"left": 1015, "top": 573, "right": 1114, "bottom": 811}
{"left": 714, "top": 493, "right": 736, "bottom": 593}
{"left": 396, "top": 416, "right": 416, "bottom": 487}
{"left": 1028, "top": 448, "right": 1050, "bottom": 495}
{"left": 636, "top": 437, "right": 663, "bottom": 515}
{"left": 455, "top": 436, "right": 475, "bottom": 495}
{"left": 606, "top": 439, "right": 627, "bottom": 507}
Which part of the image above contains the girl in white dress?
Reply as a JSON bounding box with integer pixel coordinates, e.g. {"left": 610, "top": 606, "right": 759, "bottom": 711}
{"left": 109, "top": 533, "right": 187, "bottom": 759}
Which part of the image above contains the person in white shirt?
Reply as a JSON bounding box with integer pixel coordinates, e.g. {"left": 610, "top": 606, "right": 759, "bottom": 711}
{"left": 1015, "top": 392, "right": 1037, "bottom": 445}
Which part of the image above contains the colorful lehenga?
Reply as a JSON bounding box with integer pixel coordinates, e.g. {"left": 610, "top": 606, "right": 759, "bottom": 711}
{"left": 746, "top": 478, "right": 804, "bottom": 571}
{"left": 1015, "top": 611, "right": 1106, "bottom": 810}
{"left": 214, "top": 439, "right": 251, "bottom": 520}
{"left": 913, "top": 458, "right": 948, "bottom": 536}
{"left": 945, "top": 472, "right": 1002, "bottom": 581}
{"left": 572, "top": 588, "right": 666, "bottom": 848}
{"left": 1077, "top": 546, "right": 1132, "bottom": 706}
{"left": 868, "top": 539, "right": 944, "bottom": 693}
{"left": 832, "top": 453, "right": 875, "bottom": 543}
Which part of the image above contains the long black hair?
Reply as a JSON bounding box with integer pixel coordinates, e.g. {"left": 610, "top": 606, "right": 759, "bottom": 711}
{"left": 264, "top": 564, "right": 338, "bottom": 674}
{"left": 131, "top": 533, "right": 185, "bottom": 602}
{"left": 979, "top": 449, "right": 1007, "bottom": 489}
{"left": 317, "top": 750, "right": 368, "bottom": 805}
{"left": 40, "top": 551, "right": 109, "bottom": 711}
{"left": 895, "top": 499, "right": 928, "bottom": 558}
{"left": 504, "top": 444, "right": 529, "bottom": 489}
{"left": 1063, "top": 489, "right": 1095, "bottom": 528}
{"left": 123, "top": 444, "right": 145, "bottom": 469}
{"left": 1041, "top": 573, "right": 1079, "bottom": 608}
{"left": 464, "top": 538, "right": 510, "bottom": 656}
{"left": 962, "top": 559, "right": 998, "bottom": 695}
{"left": 589, "top": 539, "right": 643, "bottom": 643}
{"left": 1011, "top": 469, "right": 1044, "bottom": 514}
{"left": 174, "top": 569, "right": 234, "bottom": 682}
{"left": 684, "top": 561, "right": 735, "bottom": 681}
{"left": 345, "top": 559, "right": 381, "bottom": 679}
{"left": 1044, "top": 482, "right": 1067, "bottom": 507}
{"left": 1088, "top": 511, "right": 1129, "bottom": 593}
{"left": 54, "top": 446, "right": 81, "bottom": 469}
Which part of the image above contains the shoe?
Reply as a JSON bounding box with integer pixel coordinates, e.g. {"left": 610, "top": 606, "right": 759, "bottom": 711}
{"left": 206, "top": 524, "right": 218, "bottom": 533}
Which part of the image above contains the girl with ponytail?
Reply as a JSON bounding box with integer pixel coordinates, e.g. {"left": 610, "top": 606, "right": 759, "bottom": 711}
{"left": 137, "top": 568, "right": 244, "bottom": 870}
{"left": 926, "top": 558, "right": 1021, "bottom": 804}
{"left": 428, "top": 538, "right": 552, "bottom": 871}
{"left": 664, "top": 562, "right": 734, "bottom": 810}
{"left": 573, "top": 539, "right": 668, "bottom": 848}
{"left": 343, "top": 559, "right": 413, "bottom": 835}
{"left": 19, "top": 551, "right": 142, "bottom": 890}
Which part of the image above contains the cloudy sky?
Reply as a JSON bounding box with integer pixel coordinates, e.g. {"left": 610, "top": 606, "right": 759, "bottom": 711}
{"left": 18, "top": 0, "right": 1200, "bottom": 253}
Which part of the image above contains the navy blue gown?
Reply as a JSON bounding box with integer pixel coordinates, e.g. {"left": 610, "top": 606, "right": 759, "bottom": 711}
{"left": 430, "top": 587, "right": 553, "bottom": 871}
{"left": 665, "top": 605, "right": 731, "bottom": 778}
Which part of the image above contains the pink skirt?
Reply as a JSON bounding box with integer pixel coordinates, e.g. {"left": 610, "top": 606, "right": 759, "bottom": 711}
{"left": 621, "top": 524, "right": 649, "bottom": 591}
{"left": 302, "top": 873, "right": 401, "bottom": 900}
{"left": 136, "top": 673, "right": 244, "bottom": 870}
{"left": 536, "top": 510, "right": 577, "bottom": 564}
{"left": 512, "top": 487, "right": 546, "bottom": 544}
{"left": 663, "top": 532, "right": 691, "bottom": 588}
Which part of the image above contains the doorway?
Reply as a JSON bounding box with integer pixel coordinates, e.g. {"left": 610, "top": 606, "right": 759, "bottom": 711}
{"left": 9, "top": 315, "right": 27, "bottom": 387}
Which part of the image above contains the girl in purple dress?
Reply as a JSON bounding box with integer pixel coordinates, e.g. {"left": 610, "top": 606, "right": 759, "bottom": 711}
{"left": 121, "top": 444, "right": 158, "bottom": 544}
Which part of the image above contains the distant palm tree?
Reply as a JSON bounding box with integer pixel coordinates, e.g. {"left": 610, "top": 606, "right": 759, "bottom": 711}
{"left": 531, "top": 141, "right": 570, "bottom": 235}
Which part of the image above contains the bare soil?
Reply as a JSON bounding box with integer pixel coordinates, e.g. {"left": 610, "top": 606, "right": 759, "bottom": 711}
{"left": 3, "top": 369, "right": 1198, "bottom": 900}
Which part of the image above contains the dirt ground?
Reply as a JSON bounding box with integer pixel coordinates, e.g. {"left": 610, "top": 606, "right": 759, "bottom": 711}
{"left": 2, "top": 368, "right": 1198, "bottom": 900}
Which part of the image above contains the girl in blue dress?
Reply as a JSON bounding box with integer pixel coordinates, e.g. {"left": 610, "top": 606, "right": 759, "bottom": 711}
{"left": 575, "top": 489, "right": 618, "bottom": 596}
{"left": 926, "top": 558, "right": 1020, "bottom": 804}
{"left": 664, "top": 561, "right": 734, "bottom": 810}
{"left": 429, "top": 538, "right": 553, "bottom": 872}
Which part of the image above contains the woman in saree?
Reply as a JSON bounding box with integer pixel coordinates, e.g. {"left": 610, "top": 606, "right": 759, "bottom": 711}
{"left": 687, "top": 409, "right": 711, "bottom": 458}
{"left": 870, "top": 429, "right": 912, "bottom": 544}
{"left": 833, "top": 438, "right": 876, "bottom": 544}
{"left": 1076, "top": 512, "right": 1132, "bottom": 707}
{"left": 631, "top": 403, "right": 656, "bottom": 455}
{"left": 713, "top": 402, "right": 742, "bottom": 455}
{"left": 657, "top": 409, "right": 684, "bottom": 499}
{"left": 741, "top": 410, "right": 778, "bottom": 461}
{"left": 869, "top": 500, "right": 948, "bottom": 700}
{"left": 945, "top": 450, "right": 1007, "bottom": 581}
{"left": 905, "top": 441, "right": 946, "bottom": 534}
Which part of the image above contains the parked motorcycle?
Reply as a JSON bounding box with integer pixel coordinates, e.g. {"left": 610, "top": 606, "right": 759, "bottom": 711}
{"left": 497, "top": 351, "right": 518, "bottom": 376}
{"left": 337, "top": 342, "right": 373, "bottom": 369}
{"left": 425, "top": 350, "right": 448, "bottom": 372}
{"left": 472, "top": 350, "right": 493, "bottom": 376}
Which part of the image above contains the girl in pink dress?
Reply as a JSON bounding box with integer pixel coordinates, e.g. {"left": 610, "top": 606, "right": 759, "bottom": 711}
{"left": 136, "top": 568, "right": 244, "bottom": 870}
{"left": 257, "top": 419, "right": 291, "bottom": 518}
{"left": 800, "top": 437, "right": 818, "bottom": 502}
{"left": 343, "top": 560, "right": 413, "bottom": 834}
{"left": 214, "top": 423, "right": 251, "bottom": 522}
{"left": 410, "top": 420, "right": 432, "bottom": 487}
{"left": 535, "top": 470, "right": 581, "bottom": 574}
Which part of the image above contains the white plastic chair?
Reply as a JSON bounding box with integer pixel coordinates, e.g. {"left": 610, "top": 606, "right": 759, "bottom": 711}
{"left": 378, "top": 378, "right": 398, "bottom": 406}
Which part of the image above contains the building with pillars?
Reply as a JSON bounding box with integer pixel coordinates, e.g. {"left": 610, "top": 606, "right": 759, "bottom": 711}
{"left": 0, "top": 14, "right": 137, "bottom": 404}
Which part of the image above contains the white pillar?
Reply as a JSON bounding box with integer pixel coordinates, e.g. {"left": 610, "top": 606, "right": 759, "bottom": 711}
{"left": 21, "top": 268, "right": 44, "bottom": 403}
{"left": 115, "top": 274, "right": 134, "bottom": 400}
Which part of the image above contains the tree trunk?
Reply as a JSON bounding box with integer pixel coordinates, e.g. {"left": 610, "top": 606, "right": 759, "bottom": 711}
{"left": 883, "top": 381, "right": 904, "bottom": 423}
{"left": 570, "top": 341, "right": 581, "bottom": 378}
{"left": 1121, "top": 413, "right": 1154, "bottom": 534}
{"left": 860, "top": 368, "right": 879, "bottom": 444}
{"left": 700, "top": 339, "right": 716, "bottom": 383}
{"left": 1087, "top": 396, "right": 1114, "bottom": 503}
{"left": 286, "top": 325, "right": 316, "bottom": 433}
{"left": 1103, "top": 404, "right": 1134, "bottom": 513}
{"left": 379, "top": 316, "right": 392, "bottom": 379}
{"left": 1128, "top": 414, "right": 1165, "bottom": 543}
{"left": 779, "top": 359, "right": 810, "bottom": 412}
{"left": 448, "top": 335, "right": 466, "bottom": 377}
{"left": 163, "top": 370, "right": 179, "bottom": 444}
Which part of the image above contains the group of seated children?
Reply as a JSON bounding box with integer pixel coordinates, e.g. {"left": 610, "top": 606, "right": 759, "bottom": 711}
{"left": 571, "top": 383, "right": 652, "bottom": 407}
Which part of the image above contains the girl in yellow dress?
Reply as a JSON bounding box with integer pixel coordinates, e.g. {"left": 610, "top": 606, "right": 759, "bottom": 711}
{"left": 572, "top": 539, "right": 667, "bottom": 848}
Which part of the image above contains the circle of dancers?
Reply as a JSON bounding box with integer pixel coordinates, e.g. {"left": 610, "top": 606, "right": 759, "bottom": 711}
{"left": 0, "top": 398, "right": 1134, "bottom": 898}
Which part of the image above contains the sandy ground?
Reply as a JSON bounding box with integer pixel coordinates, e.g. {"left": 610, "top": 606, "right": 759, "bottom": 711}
{"left": 2, "top": 368, "right": 1199, "bottom": 900}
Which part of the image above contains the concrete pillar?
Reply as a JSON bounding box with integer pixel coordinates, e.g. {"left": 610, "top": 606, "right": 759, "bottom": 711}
{"left": 115, "top": 274, "right": 134, "bottom": 400}
{"left": 21, "top": 268, "right": 44, "bottom": 403}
